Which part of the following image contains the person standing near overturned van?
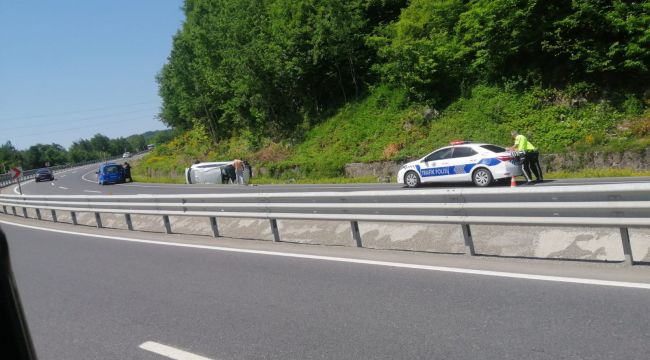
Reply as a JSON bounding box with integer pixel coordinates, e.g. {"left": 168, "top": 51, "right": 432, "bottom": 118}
{"left": 233, "top": 159, "right": 245, "bottom": 185}
{"left": 123, "top": 162, "right": 133, "bottom": 183}
{"left": 509, "top": 130, "right": 543, "bottom": 184}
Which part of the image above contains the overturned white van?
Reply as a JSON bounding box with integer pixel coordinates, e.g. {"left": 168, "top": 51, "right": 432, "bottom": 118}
{"left": 184, "top": 161, "right": 251, "bottom": 184}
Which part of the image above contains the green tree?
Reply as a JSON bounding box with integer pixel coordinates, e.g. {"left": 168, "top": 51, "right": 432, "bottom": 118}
{"left": 541, "top": 0, "right": 650, "bottom": 87}
{"left": 369, "top": 0, "right": 468, "bottom": 103}
{"left": 127, "top": 134, "right": 147, "bottom": 152}
{"left": 89, "top": 133, "right": 111, "bottom": 154}
{"left": 0, "top": 141, "right": 22, "bottom": 172}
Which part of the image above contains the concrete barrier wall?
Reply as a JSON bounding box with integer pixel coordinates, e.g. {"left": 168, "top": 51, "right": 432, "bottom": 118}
{"left": 7, "top": 210, "right": 649, "bottom": 263}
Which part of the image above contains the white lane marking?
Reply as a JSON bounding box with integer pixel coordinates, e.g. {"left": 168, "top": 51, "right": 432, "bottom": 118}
{"left": 58, "top": 186, "right": 69, "bottom": 190}
{"left": 5, "top": 165, "right": 95, "bottom": 195}
{"left": 139, "top": 341, "right": 214, "bottom": 360}
{"left": 1, "top": 220, "right": 649, "bottom": 290}
{"left": 543, "top": 181, "right": 650, "bottom": 186}
{"left": 81, "top": 168, "right": 97, "bottom": 183}
{"left": 83, "top": 190, "right": 102, "bottom": 193}
{"left": 10, "top": 179, "right": 36, "bottom": 195}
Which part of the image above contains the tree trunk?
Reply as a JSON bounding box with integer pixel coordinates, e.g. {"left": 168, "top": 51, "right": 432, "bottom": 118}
{"left": 348, "top": 53, "right": 358, "bottom": 99}
{"left": 335, "top": 63, "right": 347, "bottom": 103}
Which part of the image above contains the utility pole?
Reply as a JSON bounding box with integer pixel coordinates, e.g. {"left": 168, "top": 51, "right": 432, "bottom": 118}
{"left": 17, "top": 175, "right": 23, "bottom": 195}
{"left": 16, "top": 164, "right": 23, "bottom": 195}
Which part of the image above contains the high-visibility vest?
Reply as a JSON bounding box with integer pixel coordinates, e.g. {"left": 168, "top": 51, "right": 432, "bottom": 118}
{"left": 514, "top": 134, "right": 537, "bottom": 151}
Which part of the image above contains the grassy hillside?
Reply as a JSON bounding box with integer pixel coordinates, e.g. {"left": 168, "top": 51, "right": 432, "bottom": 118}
{"left": 134, "top": 84, "right": 649, "bottom": 183}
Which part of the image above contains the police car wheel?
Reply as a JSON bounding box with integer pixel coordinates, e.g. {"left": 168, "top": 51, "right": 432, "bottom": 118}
{"left": 404, "top": 171, "right": 420, "bottom": 188}
{"left": 472, "top": 168, "right": 493, "bottom": 187}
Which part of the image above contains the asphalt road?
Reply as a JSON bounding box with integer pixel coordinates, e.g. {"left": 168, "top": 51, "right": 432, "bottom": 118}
{"left": 4, "top": 223, "right": 650, "bottom": 359}
{"left": 3, "top": 167, "right": 650, "bottom": 358}
{"left": 6, "top": 163, "right": 650, "bottom": 196}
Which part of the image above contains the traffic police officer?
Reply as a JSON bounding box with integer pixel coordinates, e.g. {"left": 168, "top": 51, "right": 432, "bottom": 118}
{"left": 509, "top": 130, "right": 543, "bottom": 184}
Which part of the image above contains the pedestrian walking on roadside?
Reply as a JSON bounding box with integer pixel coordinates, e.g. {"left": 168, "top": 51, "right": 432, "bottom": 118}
{"left": 243, "top": 159, "right": 252, "bottom": 180}
{"left": 233, "top": 158, "right": 245, "bottom": 185}
{"left": 123, "top": 162, "right": 133, "bottom": 183}
{"left": 508, "top": 130, "right": 543, "bottom": 184}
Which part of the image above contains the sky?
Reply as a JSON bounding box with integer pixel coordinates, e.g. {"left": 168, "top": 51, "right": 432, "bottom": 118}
{"left": 0, "top": 0, "right": 185, "bottom": 150}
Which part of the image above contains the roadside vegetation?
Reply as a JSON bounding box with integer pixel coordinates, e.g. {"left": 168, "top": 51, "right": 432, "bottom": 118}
{"left": 0, "top": 130, "right": 174, "bottom": 171}
{"left": 141, "top": 0, "right": 650, "bottom": 184}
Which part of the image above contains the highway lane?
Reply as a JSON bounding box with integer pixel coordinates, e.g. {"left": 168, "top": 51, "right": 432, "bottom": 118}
{"left": 6, "top": 163, "right": 650, "bottom": 196}
{"left": 4, "top": 223, "right": 650, "bottom": 359}
{"left": 6, "top": 165, "right": 401, "bottom": 196}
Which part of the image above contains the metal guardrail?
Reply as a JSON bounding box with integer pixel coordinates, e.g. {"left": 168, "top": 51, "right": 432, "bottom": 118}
{"left": 1, "top": 183, "right": 649, "bottom": 265}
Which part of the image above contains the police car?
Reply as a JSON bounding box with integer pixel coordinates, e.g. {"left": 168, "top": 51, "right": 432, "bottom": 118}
{"left": 397, "top": 141, "right": 523, "bottom": 187}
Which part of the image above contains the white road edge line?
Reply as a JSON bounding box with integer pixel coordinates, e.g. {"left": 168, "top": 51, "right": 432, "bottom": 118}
{"left": 6, "top": 165, "right": 94, "bottom": 195}
{"left": 81, "top": 168, "right": 97, "bottom": 183}
{"left": 0, "top": 219, "right": 649, "bottom": 290}
{"left": 139, "top": 341, "right": 214, "bottom": 360}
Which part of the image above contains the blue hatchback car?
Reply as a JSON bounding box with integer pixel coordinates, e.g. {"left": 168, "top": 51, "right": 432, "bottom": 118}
{"left": 97, "top": 163, "right": 125, "bottom": 185}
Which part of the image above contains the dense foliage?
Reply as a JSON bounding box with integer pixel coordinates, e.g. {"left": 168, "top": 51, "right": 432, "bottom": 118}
{"left": 142, "top": 83, "right": 649, "bottom": 182}
{"left": 157, "top": 0, "right": 405, "bottom": 141}
{"left": 158, "top": 0, "right": 649, "bottom": 141}
{"left": 372, "top": 0, "right": 650, "bottom": 102}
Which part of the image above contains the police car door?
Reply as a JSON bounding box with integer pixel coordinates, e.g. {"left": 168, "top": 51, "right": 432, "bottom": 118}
{"left": 419, "top": 147, "right": 454, "bottom": 183}
{"left": 448, "top": 146, "right": 480, "bottom": 181}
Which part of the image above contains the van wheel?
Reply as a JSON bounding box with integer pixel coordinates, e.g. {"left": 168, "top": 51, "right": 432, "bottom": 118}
{"left": 404, "top": 171, "right": 421, "bottom": 188}
{"left": 472, "top": 168, "right": 493, "bottom": 187}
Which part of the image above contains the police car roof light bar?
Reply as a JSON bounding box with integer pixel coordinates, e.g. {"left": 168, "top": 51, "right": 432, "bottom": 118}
{"left": 449, "top": 140, "right": 472, "bottom": 145}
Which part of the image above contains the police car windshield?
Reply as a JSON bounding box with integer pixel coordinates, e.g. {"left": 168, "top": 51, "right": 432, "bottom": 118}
{"left": 480, "top": 144, "right": 506, "bottom": 153}
{"left": 425, "top": 148, "right": 453, "bottom": 161}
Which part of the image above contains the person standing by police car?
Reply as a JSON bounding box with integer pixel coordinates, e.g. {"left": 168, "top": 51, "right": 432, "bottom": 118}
{"left": 509, "top": 130, "right": 543, "bottom": 184}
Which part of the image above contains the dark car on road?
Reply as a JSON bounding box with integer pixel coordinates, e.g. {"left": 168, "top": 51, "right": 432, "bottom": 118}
{"left": 34, "top": 168, "right": 54, "bottom": 182}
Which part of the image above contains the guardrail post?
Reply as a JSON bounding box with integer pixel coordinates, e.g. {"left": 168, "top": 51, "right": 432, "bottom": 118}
{"left": 619, "top": 227, "right": 634, "bottom": 266}
{"left": 124, "top": 214, "right": 133, "bottom": 231}
{"left": 350, "top": 221, "right": 362, "bottom": 248}
{"left": 461, "top": 224, "right": 476, "bottom": 256}
{"left": 210, "top": 217, "right": 220, "bottom": 238}
{"left": 71, "top": 211, "right": 78, "bottom": 225}
{"left": 270, "top": 219, "right": 280, "bottom": 242}
{"left": 51, "top": 210, "right": 57, "bottom": 222}
{"left": 22, "top": 207, "right": 28, "bottom": 218}
{"left": 35, "top": 208, "right": 42, "bottom": 220}
{"left": 163, "top": 215, "right": 172, "bottom": 234}
{"left": 95, "top": 212, "right": 103, "bottom": 228}
{"left": 12, "top": 206, "right": 17, "bottom": 216}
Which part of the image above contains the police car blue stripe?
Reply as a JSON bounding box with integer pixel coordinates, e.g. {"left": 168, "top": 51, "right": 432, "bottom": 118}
{"left": 416, "top": 158, "right": 501, "bottom": 178}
